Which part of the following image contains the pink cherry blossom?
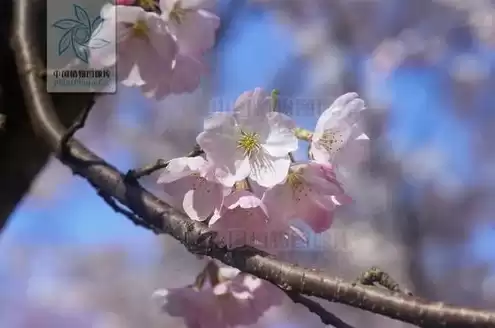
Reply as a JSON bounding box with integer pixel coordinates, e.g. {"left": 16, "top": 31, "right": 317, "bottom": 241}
{"left": 209, "top": 190, "right": 305, "bottom": 251}
{"left": 310, "top": 92, "right": 369, "bottom": 164}
{"left": 157, "top": 156, "right": 230, "bottom": 221}
{"left": 197, "top": 88, "right": 298, "bottom": 188}
{"left": 141, "top": 52, "right": 206, "bottom": 99}
{"left": 160, "top": 0, "right": 220, "bottom": 54}
{"left": 88, "top": 4, "right": 177, "bottom": 87}
{"left": 262, "top": 161, "right": 352, "bottom": 233}
{"left": 153, "top": 266, "right": 285, "bottom": 328}
{"left": 141, "top": 0, "right": 220, "bottom": 99}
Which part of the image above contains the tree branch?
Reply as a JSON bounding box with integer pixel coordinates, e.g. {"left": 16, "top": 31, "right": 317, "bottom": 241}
{"left": 125, "top": 144, "right": 203, "bottom": 180}
{"left": 0, "top": 0, "right": 95, "bottom": 229}
{"left": 11, "top": 0, "right": 495, "bottom": 327}
{"left": 285, "top": 292, "right": 356, "bottom": 328}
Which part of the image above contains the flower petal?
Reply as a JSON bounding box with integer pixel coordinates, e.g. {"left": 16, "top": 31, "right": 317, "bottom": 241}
{"left": 197, "top": 113, "right": 239, "bottom": 162}
{"left": 169, "top": 54, "right": 204, "bottom": 94}
{"left": 147, "top": 14, "right": 178, "bottom": 64}
{"left": 295, "top": 201, "right": 335, "bottom": 233}
{"left": 182, "top": 181, "right": 223, "bottom": 221}
{"left": 233, "top": 88, "right": 271, "bottom": 136}
{"left": 310, "top": 121, "right": 354, "bottom": 163}
{"left": 262, "top": 183, "right": 295, "bottom": 220}
{"left": 172, "top": 10, "right": 220, "bottom": 54}
{"left": 249, "top": 152, "right": 291, "bottom": 188}
{"left": 198, "top": 113, "right": 252, "bottom": 185}
{"left": 209, "top": 191, "right": 270, "bottom": 249}
{"left": 314, "top": 92, "right": 362, "bottom": 139}
{"left": 223, "top": 190, "right": 265, "bottom": 211}
{"left": 262, "top": 112, "right": 298, "bottom": 157}
{"left": 157, "top": 156, "right": 203, "bottom": 183}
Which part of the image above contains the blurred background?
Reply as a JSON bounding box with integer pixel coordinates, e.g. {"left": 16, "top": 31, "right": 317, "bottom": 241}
{"left": 1, "top": 0, "right": 495, "bottom": 327}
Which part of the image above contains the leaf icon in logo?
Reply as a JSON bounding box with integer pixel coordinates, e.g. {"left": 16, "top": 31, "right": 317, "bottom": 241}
{"left": 52, "top": 4, "right": 109, "bottom": 61}
{"left": 88, "top": 38, "right": 110, "bottom": 49}
{"left": 74, "top": 4, "right": 91, "bottom": 28}
{"left": 58, "top": 29, "right": 73, "bottom": 55}
{"left": 72, "top": 42, "right": 90, "bottom": 63}
{"left": 53, "top": 18, "right": 82, "bottom": 30}
{"left": 91, "top": 16, "right": 104, "bottom": 35}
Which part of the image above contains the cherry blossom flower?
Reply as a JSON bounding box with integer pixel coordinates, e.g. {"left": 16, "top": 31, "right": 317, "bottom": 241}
{"left": 262, "top": 161, "right": 352, "bottom": 233}
{"left": 309, "top": 92, "right": 369, "bottom": 164}
{"left": 153, "top": 266, "right": 284, "bottom": 328}
{"left": 88, "top": 4, "right": 177, "bottom": 87}
{"left": 141, "top": 0, "right": 220, "bottom": 99}
{"left": 141, "top": 52, "right": 206, "bottom": 99}
{"left": 197, "top": 88, "right": 298, "bottom": 188}
{"left": 157, "top": 156, "right": 230, "bottom": 221}
{"left": 209, "top": 190, "right": 305, "bottom": 251}
{"left": 160, "top": 0, "right": 220, "bottom": 54}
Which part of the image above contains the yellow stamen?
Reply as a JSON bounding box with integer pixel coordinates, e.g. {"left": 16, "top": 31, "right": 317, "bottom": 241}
{"left": 287, "top": 169, "right": 303, "bottom": 190}
{"left": 318, "top": 130, "right": 344, "bottom": 153}
{"left": 132, "top": 19, "right": 149, "bottom": 38}
{"left": 138, "top": 0, "right": 157, "bottom": 10}
{"left": 169, "top": 1, "right": 188, "bottom": 24}
{"left": 234, "top": 180, "right": 249, "bottom": 191}
{"left": 237, "top": 130, "right": 261, "bottom": 158}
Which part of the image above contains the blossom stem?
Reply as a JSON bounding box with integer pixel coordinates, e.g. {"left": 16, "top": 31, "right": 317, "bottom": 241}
{"left": 194, "top": 260, "right": 221, "bottom": 289}
{"left": 294, "top": 127, "right": 313, "bottom": 142}
{"left": 288, "top": 152, "right": 295, "bottom": 163}
{"left": 285, "top": 291, "right": 356, "bottom": 328}
{"left": 270, "top": 89, "right": 279, "bottom": 111}
{"left": 234, "top": 179, "right": 253, "bottom": 192}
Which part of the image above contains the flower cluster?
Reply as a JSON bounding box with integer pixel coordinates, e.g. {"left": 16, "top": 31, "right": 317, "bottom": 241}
{"left": 85, "top": 1, "right": 370, "bottom": 326}
{"left": 88, "top": 0, "right": 219, "bottom": 99}
{"left": 153, "top": 263, "right": 285, "bottom": 328}
{"left": 158, "top": 88, "right": 368, "bottom": 250}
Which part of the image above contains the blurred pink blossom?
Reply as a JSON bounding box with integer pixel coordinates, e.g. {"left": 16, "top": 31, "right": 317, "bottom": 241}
{"left": 157, "top": 156, "right": 230, "bottom": 221}
{"left": 88, "top": 4, "right": 177, "bottom": 87}
{"left": 153, "top": 266, "right": 285, "bottom": 328}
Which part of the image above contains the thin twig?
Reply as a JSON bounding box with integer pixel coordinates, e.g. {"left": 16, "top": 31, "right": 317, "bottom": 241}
{"left": 97, "top": 190, "right": 161, "bottom": 234}
{"left": 58, "top": 99, "right": 94, "bottom": 156}
{"left": 286, "top": 292, "right": 356, "bottom": 328}
{"left": 289, "top": 152, "right": 296, "bottom": 163}
{"left": 125, "top": 144, "right": 203, "bottom": 180}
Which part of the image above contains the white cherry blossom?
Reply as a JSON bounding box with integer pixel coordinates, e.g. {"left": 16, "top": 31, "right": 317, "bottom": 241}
{"left": 197, "top": 88, "right": 298, "bottom": 188}
{"left": 88, "top": 4, "right": 177, "bottom": 87}
{"left": 310, "top": 92, "right": 369, "bottom": 163}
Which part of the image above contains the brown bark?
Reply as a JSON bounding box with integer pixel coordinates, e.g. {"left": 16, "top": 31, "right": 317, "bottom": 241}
{"left": 0, "top": 0, "right": 94, "bottom": 230}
